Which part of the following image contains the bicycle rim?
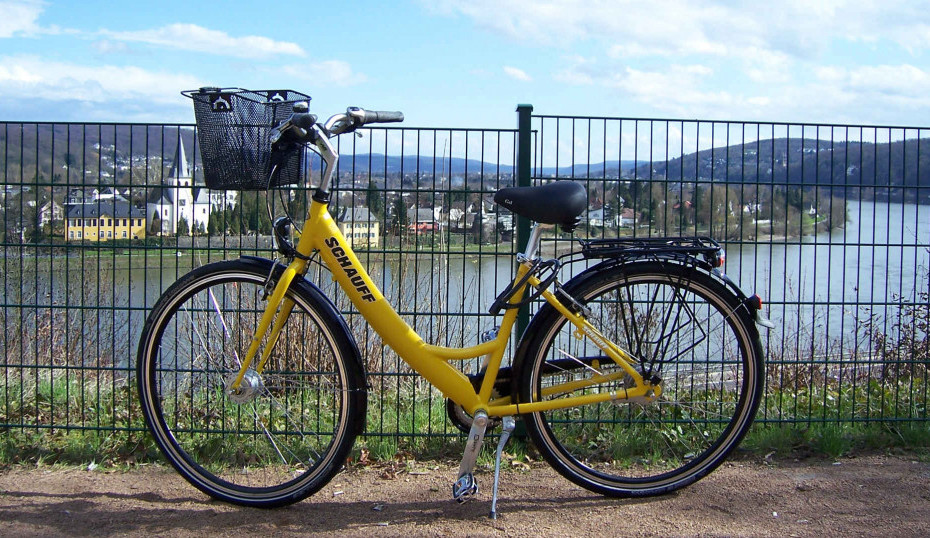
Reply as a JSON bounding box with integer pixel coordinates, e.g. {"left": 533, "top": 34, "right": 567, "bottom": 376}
{"left": 521, "top": 264, "right": 762, "bottom": 496}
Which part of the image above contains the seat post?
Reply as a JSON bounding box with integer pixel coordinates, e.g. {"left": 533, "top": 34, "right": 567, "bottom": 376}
{"left": 520, "top": 224, "right": 543, "bottom": 261}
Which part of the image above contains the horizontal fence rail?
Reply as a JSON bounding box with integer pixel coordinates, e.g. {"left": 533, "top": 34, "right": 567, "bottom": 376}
{"left": 1, "top": 111, "right": 928, "bottom": 453}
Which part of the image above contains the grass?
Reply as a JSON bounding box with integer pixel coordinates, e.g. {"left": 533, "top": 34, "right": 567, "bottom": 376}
{"left": 742, "top": 422, "right": 930, "bottom": 461}
{"left": 2, "top": 263, "right": 928, "bottom": 469}
{"left": 3, "top": 414, "right": 928, "bottom": 471}
{"left": 2, "top": 372, "right": 929, "bottom": 470}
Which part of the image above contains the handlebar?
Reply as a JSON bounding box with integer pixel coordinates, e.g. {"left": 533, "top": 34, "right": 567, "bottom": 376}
{"left": 271, "top": 104, "right": 404, "bottom": 148}
{"left": 269, "top": 103, "right": 404, "bottom": 194}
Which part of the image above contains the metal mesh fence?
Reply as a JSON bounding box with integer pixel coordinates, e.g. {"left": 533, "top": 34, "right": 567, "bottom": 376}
{"left": 529, "top": 113, "right": 930, "bottom": 425}
{"left": 1, "top": 112, "right": 928, "bottom": 446}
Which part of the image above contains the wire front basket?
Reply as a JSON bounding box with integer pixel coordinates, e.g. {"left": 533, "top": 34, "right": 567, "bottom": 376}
{"left": 184, "top": 88, "right": 311, "bottom": 190}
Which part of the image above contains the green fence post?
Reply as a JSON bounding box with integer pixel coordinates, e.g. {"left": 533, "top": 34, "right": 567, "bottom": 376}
{"left": 515, "top": 104, "right": 533, "bottom": 339}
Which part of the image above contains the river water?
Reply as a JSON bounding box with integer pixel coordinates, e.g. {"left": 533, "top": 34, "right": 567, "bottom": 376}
{"left": 4, "top": 200, "right": 928, "bottom": 366}
{"left": 726, "top": 200, "right": 929, "bottom": 353}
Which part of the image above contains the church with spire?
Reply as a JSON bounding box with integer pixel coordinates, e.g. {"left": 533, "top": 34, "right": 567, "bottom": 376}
{"left": 146, "top": 138, "right": 237, "bottom": 235}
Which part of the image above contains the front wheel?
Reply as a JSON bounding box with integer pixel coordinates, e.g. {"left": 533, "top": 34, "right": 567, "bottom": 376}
{"left": 137, "top": 259, "right": 367, "bottom": 507}
{"left": 518, "top": 262, "right": 764, "bottom": 497}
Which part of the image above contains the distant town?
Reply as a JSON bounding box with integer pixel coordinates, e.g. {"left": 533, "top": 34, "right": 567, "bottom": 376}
{"left": 8, "top": 123, "right": 924, "bottom": 247}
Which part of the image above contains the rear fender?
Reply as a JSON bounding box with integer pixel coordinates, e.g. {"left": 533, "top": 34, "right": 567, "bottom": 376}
{"left": 580, "top": 256, "right": 766, "bottom": 324}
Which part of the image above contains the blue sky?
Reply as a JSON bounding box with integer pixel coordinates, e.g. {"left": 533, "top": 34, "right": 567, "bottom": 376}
{"left": 1, "top": 0, "right": 929, "bottom": 128}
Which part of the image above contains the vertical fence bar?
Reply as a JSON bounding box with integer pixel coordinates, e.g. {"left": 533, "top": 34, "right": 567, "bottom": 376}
{"left": 515, "top": 104, "right": 533, "bottom": 338}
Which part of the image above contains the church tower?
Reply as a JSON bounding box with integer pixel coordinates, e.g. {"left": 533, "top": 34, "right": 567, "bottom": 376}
{"left": 167, "top": 138, "right": 195, "bottom": 234}
{"left": 146, "top": 137, "right": 195, "bottom": 235}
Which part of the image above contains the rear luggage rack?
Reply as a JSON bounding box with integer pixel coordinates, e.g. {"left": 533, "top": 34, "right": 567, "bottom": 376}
{"left": 579, "top": 236, "right": 725, "bottom": 267}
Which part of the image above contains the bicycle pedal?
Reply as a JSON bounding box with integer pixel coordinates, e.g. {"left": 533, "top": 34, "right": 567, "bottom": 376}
{"left": 452, "top": 473, "right": 478, "bottom": 503}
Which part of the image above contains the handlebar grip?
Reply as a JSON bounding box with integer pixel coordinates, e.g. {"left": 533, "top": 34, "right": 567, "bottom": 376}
{"left": 348, "top": 107, "right": 404, "bottom": 126}
{"left": 363, "top": 110, "right": 404, "bottom": 124}
{"left": 271, "top": 112, "right": 318, "bottom": 146}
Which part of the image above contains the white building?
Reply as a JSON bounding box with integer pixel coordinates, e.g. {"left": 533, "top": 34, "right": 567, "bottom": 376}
{"left": 38, "top": 200, "right": 64, "bottom": 229}
{"left": 146, "top": 139, "right": 237, "bottom": 235}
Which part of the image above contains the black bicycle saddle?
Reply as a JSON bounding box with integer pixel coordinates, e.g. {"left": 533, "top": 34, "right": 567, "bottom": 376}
{"left": 494, "top": 181, "right": 587, "bottom": 231}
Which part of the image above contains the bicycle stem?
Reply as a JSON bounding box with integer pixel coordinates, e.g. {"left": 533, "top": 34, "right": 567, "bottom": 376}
{"left": 312, "top": 124, "right": 340, "bottom": 196}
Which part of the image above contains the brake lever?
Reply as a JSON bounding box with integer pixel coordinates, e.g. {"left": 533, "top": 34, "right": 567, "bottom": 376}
{"left": 269, "top": 120, "right": 291, "bottom": 145}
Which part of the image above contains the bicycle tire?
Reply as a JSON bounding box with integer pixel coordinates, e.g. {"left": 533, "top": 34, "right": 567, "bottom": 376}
{"left": 137, "top": 258, "right": 367, "bottom": 507}
{"left": 517, "top": 261, "right": 764, "bottom": 497}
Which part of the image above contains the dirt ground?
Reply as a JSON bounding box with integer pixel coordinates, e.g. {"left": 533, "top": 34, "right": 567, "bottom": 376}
{"left": 1, "top": 454, "right": 929, "bottom": 537}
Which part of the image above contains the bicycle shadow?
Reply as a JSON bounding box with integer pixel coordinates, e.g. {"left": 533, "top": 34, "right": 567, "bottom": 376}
{"left": 0, "top": 487, "right": 659, "bottom": 535}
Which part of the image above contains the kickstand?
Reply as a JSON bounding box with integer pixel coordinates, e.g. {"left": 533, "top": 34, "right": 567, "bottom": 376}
{"left": 489, "top": 416, "right": 516, "bottom": 519}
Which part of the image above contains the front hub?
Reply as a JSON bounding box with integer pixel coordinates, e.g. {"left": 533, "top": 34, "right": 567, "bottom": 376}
{"left": 226, "top": 369, "right": 263, "bottom": 404}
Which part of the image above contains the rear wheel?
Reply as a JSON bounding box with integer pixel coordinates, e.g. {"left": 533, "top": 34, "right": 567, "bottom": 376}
{"left": 518, "top": 262, "right": 763, "bottom": 497}
{"left": 137, "top": 259, "right": 366, "bottom": 507}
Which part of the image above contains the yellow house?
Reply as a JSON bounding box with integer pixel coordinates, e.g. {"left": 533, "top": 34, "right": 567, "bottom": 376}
{"left": 337, "top": 207, "right": 380, "bottom": 248}
{"left": 66, "top": 201, "right": 146, "bottom": 241}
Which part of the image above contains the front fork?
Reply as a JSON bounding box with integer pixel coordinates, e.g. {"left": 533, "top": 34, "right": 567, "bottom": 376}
{"left": 227, "top": 257, "right": 306, "bottom": 394}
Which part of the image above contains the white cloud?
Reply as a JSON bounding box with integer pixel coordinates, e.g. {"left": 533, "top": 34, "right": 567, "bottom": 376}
{"left": 0, "top": 55, "right": 200, "bottom": 102}
{"left": 503, "top": 66, "right": 532, "bottom": 81}
{"left": 846, "top": 65, "right": 930, "bottom": 95}
{"left": 807, "top": 64, "right": 930, "bottom": 116}
{"left": 430, "top": 0, "right": 930, "bottom": 122}
{"left": 91, "top": 39, "right": 132, "bottom": 55}
{"left": 739, "top": 47, "right": 793, "bottom": 84}
{"left": 556, "top": 57, "right": 782, "bottom": 118}
{"left": 429, "top": 1, "right": 765, "bottom": 55}
{"left": 0, "top": 54, "right": 200, "bottom": 120}
{"left": 432, "top": 0, "right": 930, "bottom": 57}
{"left": 103, "top": 23, "right": 305, "bottom": 59}
{"left": 553, "top": 49, "right": 930, "bottom": 124}
{"left": 281, "top": 60, "right": 367, "bottom": 86}
{"left": 0, "top": 0, "right": 44, "bottom": 37}
{"left": 614, "top": 65, "right": 730, "bottom": 111}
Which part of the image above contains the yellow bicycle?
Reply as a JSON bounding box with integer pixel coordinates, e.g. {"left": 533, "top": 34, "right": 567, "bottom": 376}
{"left": 137, "top": 88, "right": 769, "bottom": 517}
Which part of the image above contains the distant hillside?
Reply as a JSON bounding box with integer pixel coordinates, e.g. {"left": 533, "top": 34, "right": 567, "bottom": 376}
{"left": 639, "top": 137, "right": 930, "bottom": 190}
{"left": 0, "top": 123, "right": 194, "bottom": 183}
{"left": 1, "top": 122, "right": 925, "bottom": 200}
{"left": 308, "top": 153, "right": 513, "bottom": 175}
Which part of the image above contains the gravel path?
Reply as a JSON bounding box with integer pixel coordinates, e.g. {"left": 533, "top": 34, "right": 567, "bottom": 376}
{"left": 2, "top": 455, "right": 929, "bottom": 536}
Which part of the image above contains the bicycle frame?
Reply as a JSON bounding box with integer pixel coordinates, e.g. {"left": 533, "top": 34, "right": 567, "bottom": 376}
{"left": 227, "top": 198, "right": 659, "bottom": 418}
{"left": 227, "top": 120, "right": 659, "bottom": 418}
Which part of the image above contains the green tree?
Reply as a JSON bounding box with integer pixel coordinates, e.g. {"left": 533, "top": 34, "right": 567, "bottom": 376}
{"left": 366, "top": 180, "right": 384, "bottom": 220}
{"left": 693, "top": 185, "right": 705, "bottom": 228}
{"left": 229, "top": 205, "right": 242, "bottom": 235}
{"left": 177, "top": 216, "right": 190, "bottom": 236}
{"left": 391, "top": 195, "right": 408, "bottom": 235}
